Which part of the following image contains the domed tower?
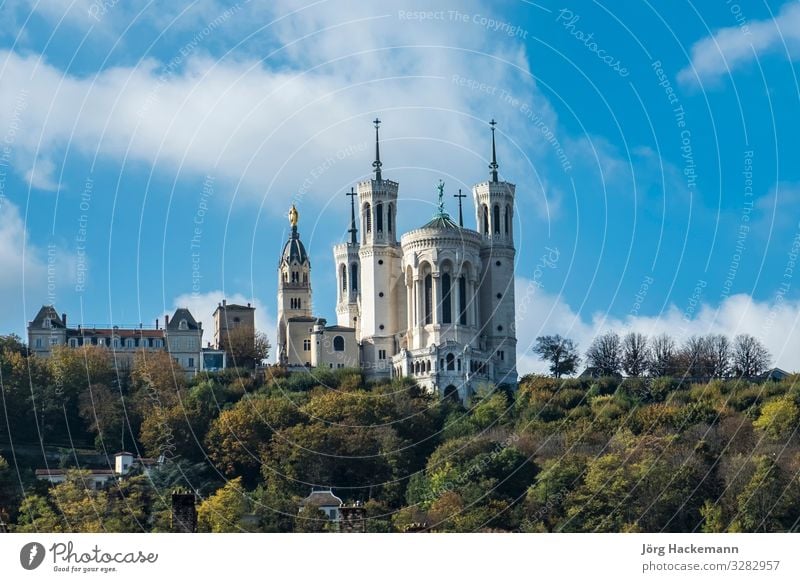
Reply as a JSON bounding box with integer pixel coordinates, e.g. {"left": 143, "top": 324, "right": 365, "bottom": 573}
{"left": 472, "top": 120, "right": 518, "bottom": 388}
{"left": 277, "top": 204, "right": 312, "bottom": 364}
{"left": 358, "top": 119, "right": 405, "bottom": 380}
{"left": 333, "top": 188, "right": 361, "bottom": 338}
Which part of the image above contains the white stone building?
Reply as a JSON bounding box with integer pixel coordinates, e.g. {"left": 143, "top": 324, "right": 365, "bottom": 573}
{"left": 277, "top": 120, "right": 518, "bottom": 400}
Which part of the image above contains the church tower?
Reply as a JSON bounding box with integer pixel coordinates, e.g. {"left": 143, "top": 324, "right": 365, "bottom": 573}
{"left": 333, "top": 188, "right": 361, "bottom": 337}
{"left": 473, "top": 120, "right": 518, "bottom": 386}
{"left": 357, "top": 119, "right": 405, "bottom": 380}
{"left": 277, "top": 204, "right": 312, "bottom": 364}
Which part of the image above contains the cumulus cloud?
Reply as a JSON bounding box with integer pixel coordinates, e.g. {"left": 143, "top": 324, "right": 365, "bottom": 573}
{"left": 678, "top": 2, "right": 800, "bottom": 86}
{"left": 515, "top": 277, "right": 800, "bottom": 375}
{"left": 24, "top": 158, "right": 59, "bottom": 191}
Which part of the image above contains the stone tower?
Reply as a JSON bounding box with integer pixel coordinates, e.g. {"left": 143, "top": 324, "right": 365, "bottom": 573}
{"left": 277, "top": 204, "right": 312, "bottom": 364}
{"left": 333, "top": 187, "right": 361, "bottom": 338}
{"left": 472, "top": 120, "right": 518, "bottom": 387}
{"left": 357, "top": 119, "right": 405, "bottom": 380}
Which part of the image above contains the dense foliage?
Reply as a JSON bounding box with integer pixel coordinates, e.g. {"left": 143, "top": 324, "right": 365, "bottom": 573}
{"left": 1, "top": 334, "right": 799, "bottom": 532}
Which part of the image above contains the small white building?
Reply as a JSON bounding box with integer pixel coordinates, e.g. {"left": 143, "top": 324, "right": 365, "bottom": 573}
{"left": 299, "top": 489, "right": 343, "bottom": 522}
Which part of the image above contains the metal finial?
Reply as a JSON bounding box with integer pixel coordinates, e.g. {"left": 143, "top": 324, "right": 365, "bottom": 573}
{"left": 436, "top": 180, "right": 445, "bottom": 216}
{"left": 489, "top": 119, "right": 499, "bottom": 182}
{"left": 346, "top": 187, "right": 358, "bottom": 244}
{"left": 372, "top": 118, "right": 382, "bottom": 181}
{"left": 454, "top": 188, "right": 466, "bottom": 227}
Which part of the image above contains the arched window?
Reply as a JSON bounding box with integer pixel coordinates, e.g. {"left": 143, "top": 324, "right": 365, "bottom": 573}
{"left": 351, "top": 263, "right": 359, "bottom": 291}
{"left": 376, "top": 201, "right": 383, "bottom": 232}
{"left": 482, "top": 204, "right": 489, "bottom": 234}
{"left": 444, "top": 385, "right": 458, "bottom": 400}
{"left": 333, "top": 336, "right": 345, "bottom": 351}
{"left": 504, "top": 204, "right": 510, "bottom": 235}
{"left": 364, "top": 203, "right": 372, "bottom": 234}
{"left": 442, "top": 272, "right": 452, "bottom": 324}
{"left": 457, "top": 358, "right": 462, "bottom": 371}
{"left": 446, "top": 353, "right": 455, "bottom": 370}
{"left": 458, "top": 276, "right": 467, "bottom": 325}
{"left": 179, "top": 319, "right": 188, "bottom": 330}
{"left": 424, "top": 274, "right": 432, "bottom": 325}
{"left": 426, "top": 360, "right": 431, "bottom": 373}
{"left": 388, "top": 203, "right": 393, "bottom": 233}
{"left": 297, "top": 299, "right": 301, "bottom": 310}
{"left": 340, "top": 264, "right": 347, "bottom": 292}
{"left": 414, "top": 362, "right": 419, "bottom": 374}
{"left": 493, "top": 204, "right": 501, "bottom": 233}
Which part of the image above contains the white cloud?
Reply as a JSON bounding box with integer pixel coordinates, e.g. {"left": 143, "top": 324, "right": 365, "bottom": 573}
{"left": 678, "top": 2, "right": 800, "bottom": 86}
{"left": 515, "top": 277, "right": 800, "bottom": 375}
{"left": 170, "top": 290, "right": 277, "bottom": 360}
{"left": 24, "top": 158, "right": 59, "bottom": 191}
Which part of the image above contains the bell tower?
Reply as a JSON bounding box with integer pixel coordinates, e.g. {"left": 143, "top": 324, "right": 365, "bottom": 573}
{"left": 473, "top": 120, "right": 517, "bottom": 387}
{"left": 277, "top": 203, "right": 312, "bottom": 364}
{"left": 358, "top": 118, "right": 405, "bottom": 380}
{"left": 333, "top": 187, "right": 361, "bottom": 337}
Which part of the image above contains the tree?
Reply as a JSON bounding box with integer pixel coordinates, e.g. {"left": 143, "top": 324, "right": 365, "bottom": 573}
{"left": 197, "top": 477, "right": 250, "bottom": 532}
{"left": 754, "top": 398, "right": 799, "bottom": 441}
{"left": 649, "top": 334, "right": 678, "bottom": 377}
{"left": 585, "top": 332, "right": 621, "bottom": 376}
{"left": 226, "top": 326, "right": 271, "bottom": 369}
{"left": 679, "top": 336, "right": 713, "bottom": 377}
{"left": 732, "top": 334, "right": 770, "bottom": 378}
{"left": 734, "top": 456, "right": 800, "bottom": 532}
{"left": 533, "top": 335, "right": 580, "bottom": 378}
{"left": 621, "top": 333, "right": 649, "bottom": 377}
{"left": 706, "top": 334, "right": 732, "bottom": 378}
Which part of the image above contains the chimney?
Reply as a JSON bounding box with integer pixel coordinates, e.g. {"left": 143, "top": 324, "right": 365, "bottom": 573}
{"left": 165, "top": 314, "right": 170, "bottom": 327}
{"left": 62, "top": 313, "right": 67, "bottom": 326}
{"left": 247, "top": 302, "right": 251, "bottom": 308}
{"left": 222, "top": 299, "right": 227, "bottom": 307}
{"left": 171, "top": 491, "right": 197, "bottom": 533}
{"left": 156, "top": 318, "right": 159, "bottom": 330}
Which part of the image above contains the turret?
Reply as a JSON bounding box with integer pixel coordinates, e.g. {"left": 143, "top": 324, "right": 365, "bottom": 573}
{"left": 277, "top": 204, "right": 312, "bottom": 364}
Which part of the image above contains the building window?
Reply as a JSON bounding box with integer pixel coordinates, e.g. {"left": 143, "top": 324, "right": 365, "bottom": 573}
{"left": 291, "top": 271, "right": 299, "bottom": 283}
{"left": 426, "top": 360, "right": 431, "bottom": 373}
{"left": 112, "top": 338, "right": 120, "bottom": 348}
{"left": 154, "top": 339, "right": 163, "bottom": 348}
{"left": 388, "top": 203, "right": 393, "bottom": 233}
{"left": 459, "top": 276, "right": 467, "bottom": 325}
{"left": 126, "top": 338, "right": 135, "bottom": 348}
{"left": 333, "top": 336, "right": 345, "bottom": 351}
{"left": 340, "top": 264, "right": 347, "bottom": 292}
{"left": 446, "top": 353, "right": 455, "bottom": 370}
{"left": 499, "top": 351, "right": 505, "bottom": 361}
{"left": 505, "top": 204, "right": 510, "bottom": 234}
{"left": 482, "top": 204, "right": 489, "bottom": 234}
{"left": 457, "top": 358, "right": 462, "bottom": 371}
{"left": 36, "top": 338, "right": 42, "bottom": 348}
{"left": 442, "top": 272, "right": 452, "bottom": 324}
{"left": 351, "top": 264, "right": 358, "bottom": 291}
{"left": 378, "top": 349, "right": 386, "bottom": 360}
{"left": 188, "top": 357, "right": 195, "bottom": 367}
{"left": 43, "top": 317, "right": 52, "bottom": 328}
{"left": 364, "top": 202, "right": 372, "bottom": 233}
{"left": 69, "top": 338, "right": 78, "bottom": 347}
{"left": 50, "top": 337, "right": 59, "bottom": 346}
{"left": 303, "top": 339, "right": 311, "bottom": 352}
{"left": 179, "top": 319, "right": 188, "bottom": 330}
{"left": 493, "top": 204, "right": 500, "bottom": 233}
{"left": 376, "top": 201, "right": 383, "bottom": 232}
{"left": 424, "top": 274, "right": 432, "bottom": 325}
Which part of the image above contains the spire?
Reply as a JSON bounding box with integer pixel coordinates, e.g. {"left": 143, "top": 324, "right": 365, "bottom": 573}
{"left": 346, "top": 187, "right": 358, "bottom": 244}
{"left": 489, "top": 118, "right": 499, "bottom": 182}
{"left": 372, "top": 118, "right": 382, "bottom": 181}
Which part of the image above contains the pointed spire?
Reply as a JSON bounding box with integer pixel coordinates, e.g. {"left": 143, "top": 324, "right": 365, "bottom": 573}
{"left": 346, "top": 187, "right": 358, "bottom": 244}
{"left": 372, "top": 118, "right": 382, "bottom": 181}
{"left": 489, "top": 118, "right": 499, "bottom": 182}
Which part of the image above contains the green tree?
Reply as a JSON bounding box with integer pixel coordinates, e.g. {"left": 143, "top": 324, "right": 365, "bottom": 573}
{"left": 733, "top": 456, "right": 800, "bottom": 532}
{"left": 754, "top": 398, "right": 799, "bottom": 441}
{"left": 533, "top": 335, "right": 580, "bottom": 378}
{"left": 197, "top": 477, "right": 250, "bottom": 532}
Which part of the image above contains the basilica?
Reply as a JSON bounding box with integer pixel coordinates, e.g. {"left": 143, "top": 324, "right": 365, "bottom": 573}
{"left": 277, "top": 120, "right": 518, "bottom": 400}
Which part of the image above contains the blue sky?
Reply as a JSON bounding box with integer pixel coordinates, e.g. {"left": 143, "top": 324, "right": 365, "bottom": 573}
{"left": 1, "top": 0, "right": 800, "bottom": 372}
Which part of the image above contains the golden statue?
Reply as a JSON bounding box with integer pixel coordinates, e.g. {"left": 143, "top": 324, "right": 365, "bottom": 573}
{"left": 288, "top": 203, "right": 299, "bottom": 227}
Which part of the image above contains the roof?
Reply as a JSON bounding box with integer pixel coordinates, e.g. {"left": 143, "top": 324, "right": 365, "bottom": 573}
{"left": 324, "top": 325, "right": 356, "bottom": 332}
{"left": 419, "top": 214, "right": 461, "bottom": 230}
{"left": 301, "top": 489, "right": 343, "bottom": 507}
{"left": 30, "top": 305, "right": 65, "bottom": 328}
{"left": 167, "top": 308, "right": 200, "bottom": 331}
{"left": 280, "top": 226, "right": 309, "bottom": 266}
{"left": 66, "top": 328, "right": 165, "bottom": 338}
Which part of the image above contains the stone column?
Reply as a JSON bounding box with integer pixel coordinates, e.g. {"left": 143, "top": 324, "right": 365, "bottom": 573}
{"left": 432, "top": 273, "right": 440, "bottom": 325}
